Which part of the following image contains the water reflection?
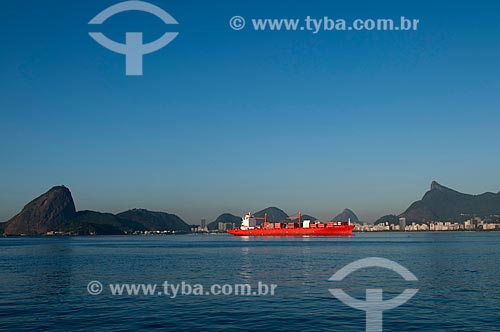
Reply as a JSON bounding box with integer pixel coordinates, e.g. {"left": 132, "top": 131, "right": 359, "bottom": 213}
{"left": 239, "top": 245, "right": 252, "bottom": 280}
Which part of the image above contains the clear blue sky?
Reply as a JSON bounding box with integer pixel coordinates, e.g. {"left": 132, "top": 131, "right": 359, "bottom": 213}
{"left": 1, "top": 0, "right": 500, "bottom": 223}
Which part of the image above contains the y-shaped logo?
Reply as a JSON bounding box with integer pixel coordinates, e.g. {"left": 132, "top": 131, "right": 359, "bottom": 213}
{"left": 88, "top": 1, "right": 179, "bottom": 76}
{"left": 329, "top": 257, "right": 418, "bottom": 332}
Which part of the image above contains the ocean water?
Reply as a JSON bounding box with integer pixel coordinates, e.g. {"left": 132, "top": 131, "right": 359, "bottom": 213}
{"left": 0, "top": 233, "right": 499, "bottom": 331}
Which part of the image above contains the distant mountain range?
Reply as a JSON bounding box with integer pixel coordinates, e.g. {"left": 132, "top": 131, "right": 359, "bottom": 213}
{"left": 9, "top": 181, "right": 494, "bottom": 234}
{"left": 0, "top": 186, "right": 190, "bottom": 235}
{"left": 254, "top": 207, "right": 289, "bottom": 223}
{"left": 332, "top": 209, "right": 359, "bottom": 223}
{"left": 5, "top": 186, "right": 358, "bottom": 235}
{"left": 117, "top": 209, "right": 191, "bottom": 232}
{"left": 377, "top": 181, "right": 500, "bottom": 224}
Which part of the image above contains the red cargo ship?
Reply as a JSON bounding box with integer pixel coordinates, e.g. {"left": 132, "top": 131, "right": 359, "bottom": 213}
{"left": 227, "top": 212, "right": 354, "bottom": 236}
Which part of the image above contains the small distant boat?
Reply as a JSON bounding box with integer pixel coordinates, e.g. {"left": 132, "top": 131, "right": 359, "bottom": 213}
{"left": 227, "top": 212, "right": 354, "bottom": 236}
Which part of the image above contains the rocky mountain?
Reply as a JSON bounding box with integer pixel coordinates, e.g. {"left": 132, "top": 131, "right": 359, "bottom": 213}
{"left": 332, "top": 208, "right": 359, "bottom": 223}
{"left": 116, "top": 209, "right": 191, "bottom": 232}
{"left": 401, "top": 181, "right": 500, "bottom": 223}
{"left": 3, "top": 186, "right": 77, "bottom": 235}
{"left": 0, "top": 186, "right": 191, "bottom": 235}
{"left": 254, "top": 207, "right": 289, "bottom": 223}
{"left": 57, "top": 210, "right": 147, "bottom": 235}
{"left": 207, "top": 213, "right": 242, "bottom": 230}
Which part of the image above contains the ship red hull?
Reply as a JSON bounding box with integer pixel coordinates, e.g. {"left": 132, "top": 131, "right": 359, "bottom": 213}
{"left": 227, "top": 225, "right": 354, "bottom": 236}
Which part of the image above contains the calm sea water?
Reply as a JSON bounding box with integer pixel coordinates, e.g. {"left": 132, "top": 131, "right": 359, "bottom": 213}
{"left": 0, "top": 233, "right": 499, "bottom": 331}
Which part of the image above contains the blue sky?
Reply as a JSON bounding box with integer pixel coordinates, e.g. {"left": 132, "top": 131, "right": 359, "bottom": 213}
{"left": 1, "top": 0, "right": 500, "bottom": 223}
